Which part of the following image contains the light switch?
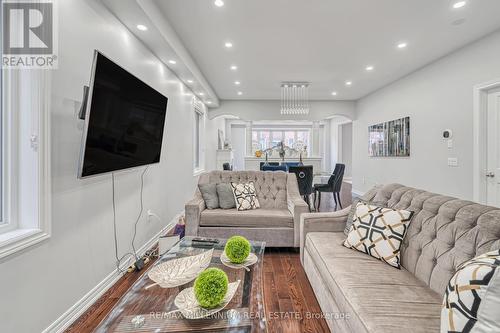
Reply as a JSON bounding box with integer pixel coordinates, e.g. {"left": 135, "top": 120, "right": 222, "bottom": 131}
{"left": 447, "top": 139, "right": 453, "bottom": 148}
{"left": 448, "top": 157, "right": 458, "bottom": 167}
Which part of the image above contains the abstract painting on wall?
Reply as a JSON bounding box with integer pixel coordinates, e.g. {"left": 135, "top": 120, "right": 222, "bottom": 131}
{"left": 368, "top": 116, "right": 410, "bottom": 157}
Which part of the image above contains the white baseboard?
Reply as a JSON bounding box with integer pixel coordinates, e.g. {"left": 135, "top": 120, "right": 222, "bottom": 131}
{"left": 42, "top": 211, "right": 183, "bottom": 333}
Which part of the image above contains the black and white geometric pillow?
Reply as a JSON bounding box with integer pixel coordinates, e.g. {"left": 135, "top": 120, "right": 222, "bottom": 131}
{"left": 343, "top": 201, "right": 413, "bottom": 268}
{"left": 441, "top": 249, "right": 500, "bottom": 333}
{"left": 230, "top": 182, "right": 260, "bottom": 211}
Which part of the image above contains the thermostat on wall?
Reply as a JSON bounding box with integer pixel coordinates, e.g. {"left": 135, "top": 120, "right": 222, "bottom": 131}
{"left": 443, "top": 129, "right": 453, "bottom": 139}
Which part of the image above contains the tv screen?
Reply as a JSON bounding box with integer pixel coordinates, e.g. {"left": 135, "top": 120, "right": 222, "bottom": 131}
{"left": 79, "top": 51, "right": 168, "bottom": 178}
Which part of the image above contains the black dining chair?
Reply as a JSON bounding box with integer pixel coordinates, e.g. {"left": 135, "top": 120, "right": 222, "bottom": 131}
{"left": 259, "top": 162, "right": 280, "bottom": 170}
{"left": 222, "top": 163, "right": 233, "bottom": 171}
{"left": 288, "top": 166, "right": 314, "bottom": 211}
{"left": 313, "top": 163, "right": 345, "bottom": 211}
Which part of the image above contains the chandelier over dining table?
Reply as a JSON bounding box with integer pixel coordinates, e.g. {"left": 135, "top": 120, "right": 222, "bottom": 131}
{"left": 280, "top": 82, "right": 310, "bottom": 115}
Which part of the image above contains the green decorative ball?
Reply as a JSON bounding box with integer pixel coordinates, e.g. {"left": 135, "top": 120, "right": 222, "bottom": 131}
{"left": 225, "top": 236, "right": 251, "bottom": 264}
{"left": 193, "top": 268, "right": 229, "bottom": 309}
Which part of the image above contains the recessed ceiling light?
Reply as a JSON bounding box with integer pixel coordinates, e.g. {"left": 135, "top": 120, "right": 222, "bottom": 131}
{"left": 237, "top": 91, "right": 243, "bottom": 95}
{"left": 230, "top": 65, "right": 238, "bottom": 71}
{"left": 168, "top": 60, "right": 176, "bottom": 64}
{"left": 187, "top": 79, "right": 193, "bottom": 84}
{"left": 365, "top": 65, "right": 374, "bottom": 71}
{"left": 207, "top": 101, "right": 213, "bottom": 104}
{"left": 331, "top": 91, "right": 337, "bottom": 96}
{"left": 137, "top": 24, "right": 148, "bottom": 31}
{"left": 453, "top": 1, "right": 466, "bottom": 9}
{"left": 345, "top": 81, "right": 352, "bottom": 86}
{"left": 214, "top": 0, "right": 224, "bottom": 7}
{"left": 199, "top": 92, "right": 205, "bottom": 96}
{"left": 397, "top": 42, "right": 408, "bottom": 49}
{"left": 224, "top": 42, "right": 233, "bottom": 48}
{"left": 234, "top": 81, "right": 241, "bottom": 85}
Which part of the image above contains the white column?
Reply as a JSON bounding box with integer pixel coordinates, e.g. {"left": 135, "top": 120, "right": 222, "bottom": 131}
{"left": 245, "top": 121, "right": 253, "bottom": 156}
{"left": 312, "top": 121, "right": 320, "bottom": 157}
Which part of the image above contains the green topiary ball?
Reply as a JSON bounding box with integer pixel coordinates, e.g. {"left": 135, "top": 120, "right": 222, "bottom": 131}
{"left": 225, "top": 236, "right": 251, "bottom": 264}
{"left": 193, "top": 268, "right": 229, "bottom": 309}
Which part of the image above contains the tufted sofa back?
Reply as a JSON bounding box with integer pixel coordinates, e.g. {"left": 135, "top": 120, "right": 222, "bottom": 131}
{"left": 200, "top": 170, "right": 289, "bottom": 209}
{"left": 362, "top": 184, "right": 500, "bottom": 295}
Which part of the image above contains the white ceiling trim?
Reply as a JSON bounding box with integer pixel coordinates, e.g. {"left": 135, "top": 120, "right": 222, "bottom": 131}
{"left": 136, "top": 0, "right": 219, "bottom": 107}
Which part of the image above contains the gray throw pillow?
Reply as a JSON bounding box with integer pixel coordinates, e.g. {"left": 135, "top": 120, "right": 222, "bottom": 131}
{"left": 198, "top": 183, "right": 219, "bottom": 209}
{"left": 344, "top": 198, "right": 361, "bottom": 235}
{"left": 216, "top": 183, "right": 236, "bottom": 209}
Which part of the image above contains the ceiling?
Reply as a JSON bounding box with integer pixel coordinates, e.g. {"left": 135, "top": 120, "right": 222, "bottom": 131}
{"left": 105, "top": 0, "right": 500, "bottom": 102}
{"left": 155, "top": 0, "right": 500, "bottom": 100}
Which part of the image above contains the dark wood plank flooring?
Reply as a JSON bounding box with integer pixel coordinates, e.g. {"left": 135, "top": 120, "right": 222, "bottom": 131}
{"left": 66, "top": 249, "right": 329, "bottom": 333}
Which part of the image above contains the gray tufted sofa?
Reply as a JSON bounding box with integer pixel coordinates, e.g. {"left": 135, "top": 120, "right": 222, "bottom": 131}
{"left": 185, "top": 170, "right": 308, "bottom": 247}
{"left": 300, "top": 183, "right": 500, "bottom": 333}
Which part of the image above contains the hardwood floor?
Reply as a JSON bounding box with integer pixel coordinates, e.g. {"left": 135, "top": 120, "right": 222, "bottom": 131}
{"left": 66, "top": 249, "right": 329, "bottom": 333}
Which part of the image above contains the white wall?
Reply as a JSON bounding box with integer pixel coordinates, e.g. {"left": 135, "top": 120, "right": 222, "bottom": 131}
{"left": 204, "top": 116, "right": 227, "bottom": 171}
{"left": 353, "top": 30, "right": 500, "bottom": 199}
{"left": 0, "top": 1, "right": 218, "bottom": 332}
{"left": 231, "top": 125, "right": 247, "bottom": 170}
{"left": 210, "top": 100, "right": 356, "bottom": 121}
{"left": 341, "top": 122, "right": 353, "bottom": 177}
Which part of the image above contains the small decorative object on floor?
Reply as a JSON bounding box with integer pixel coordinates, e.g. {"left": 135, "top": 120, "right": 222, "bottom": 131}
{"left": 174, "top": 215, "right": 185, "bottom": 238}
{"left": 145, "top": 248, "right": 213, "bottom": 289}
{"left": 172, "top": 280, "right": 241, "bottom": 319}
{"left": 131, "top": 315, "right": 145, "bottom": 328}
{"left": 224, "top": 236, "right": 251, "bottom": 263}
{"left": 194, "top": 268, "right": 229, "bottom": 308}
{"left": 441, "top": 249, "right": 500, "bottom": 333}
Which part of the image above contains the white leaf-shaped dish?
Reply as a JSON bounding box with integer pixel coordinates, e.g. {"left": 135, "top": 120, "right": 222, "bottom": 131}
{"left": 173, "top": 280, "right": 241, "bottom": 319}
{"left": 220, "top": 252, "right": 258, "bottom": 271}
{"left": 146, "top": 249, "right": 214, "bottom": 289}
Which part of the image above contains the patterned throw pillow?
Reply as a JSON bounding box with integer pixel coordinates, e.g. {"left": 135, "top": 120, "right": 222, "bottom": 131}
{"left": 441, "top": 250, "right": 500, "bottom": 333}
{"left": 343, "top": 201, "right": 413, "bottom": 268}
{"left": 230, "top": 182, "right": 260, "bottom": 211}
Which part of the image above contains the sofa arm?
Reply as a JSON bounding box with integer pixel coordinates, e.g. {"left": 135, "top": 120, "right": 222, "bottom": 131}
{"left": 287, "top": 173, "right": 309, "bottom": 247}
{"left": 300, "top": 206, "right": 350, "bottom": 263}
{"left": 185, "top": 193, "right": 206, "bottom": 237}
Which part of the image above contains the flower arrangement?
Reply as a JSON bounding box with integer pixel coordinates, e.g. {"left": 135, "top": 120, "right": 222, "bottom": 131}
{"left": 224, "top": 236, "right": 251, "bottom": 264}
{"left": 193, "top": 268, "right": 229, "bottom": 309}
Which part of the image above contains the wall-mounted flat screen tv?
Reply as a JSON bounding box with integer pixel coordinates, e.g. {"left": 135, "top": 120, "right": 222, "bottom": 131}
{"left": 78, "top": 51, "right": 168, "bottom": 178}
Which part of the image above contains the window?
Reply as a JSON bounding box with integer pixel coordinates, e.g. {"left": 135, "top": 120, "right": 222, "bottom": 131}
{"left": 193, "top": 99, "right": 205, "bottom": 175}
{"left": 0, "top": 68, "right": 51, "bottom": 259}
{"left": 252, "top": 129, "right": 311, "bottom": 153}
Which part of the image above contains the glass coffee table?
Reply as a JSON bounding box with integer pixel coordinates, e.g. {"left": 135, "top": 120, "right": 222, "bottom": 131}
{"left": 95, "top": 236, "right": 267, "bottom": 333}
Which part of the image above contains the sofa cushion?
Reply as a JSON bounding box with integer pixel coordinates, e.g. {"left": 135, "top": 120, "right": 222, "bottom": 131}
{"left": 231, "top": 182, "right": 260, "bottom": 211}
{"left": 344, "top": 201, "right": 414, "bottom": 268}
{"left": 441, "top": 249, "right": 500, "bottom": 333}
{"left": 198, "top": 183, "right": 219, "bottom": 209}
{"left": 306, "top": 232, "right": 441, "bottom": 333}
{"left": 200, "top": 208, "right": 293, "bottom": 228}
{"left": 207, "top": 171, "right": 288, "bottom": 209}
{"left": 216, "top": 183, "right": 236, "bottom": 209}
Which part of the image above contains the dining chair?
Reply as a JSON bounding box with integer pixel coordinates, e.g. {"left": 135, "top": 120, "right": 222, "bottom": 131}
{"left": 313, "top": 163, "right": 345, "bottom": 211}
{"left": 288, "top": 165, "right": 314, "bottom": 212}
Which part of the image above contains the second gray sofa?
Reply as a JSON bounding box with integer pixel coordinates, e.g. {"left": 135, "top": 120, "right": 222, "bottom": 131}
{"left": 185, "top": 170, "right": 308, "bottom": 247}
{"left": 300, "top": 183, "right": 500, "bottom": 333}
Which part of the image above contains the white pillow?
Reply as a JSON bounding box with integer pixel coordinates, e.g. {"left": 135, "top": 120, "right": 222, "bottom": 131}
{"left": 230, "top": 182, "right": 260, "bottom": 211}
{"left": 441, "top": 249, "right": 500, "bottom": 333}
{"left": 343, "top": 201, "right": 413, "bottom": 268}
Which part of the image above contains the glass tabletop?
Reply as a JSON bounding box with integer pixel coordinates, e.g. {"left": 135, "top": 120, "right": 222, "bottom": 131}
{"left": 95, "top": 236, "right": 267, "bottom": 333}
